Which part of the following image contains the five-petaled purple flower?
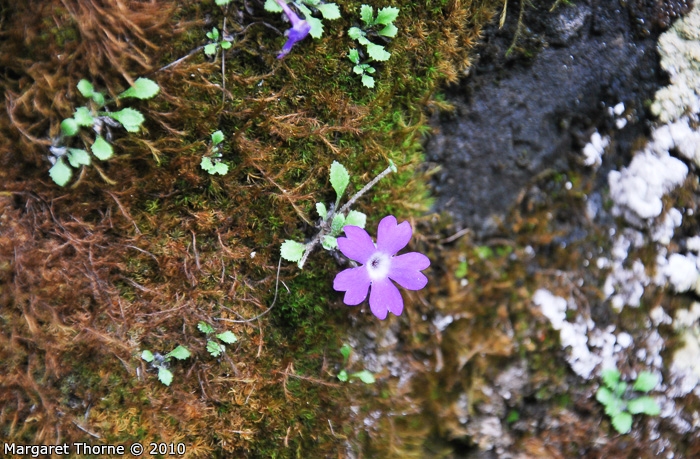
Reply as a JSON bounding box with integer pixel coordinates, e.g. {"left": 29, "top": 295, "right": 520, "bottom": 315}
{"left": 274, "top": 0, "right": 311, "bottom": 59}
{"left": 333, "top": 215, "right": 430, "bottom": 320}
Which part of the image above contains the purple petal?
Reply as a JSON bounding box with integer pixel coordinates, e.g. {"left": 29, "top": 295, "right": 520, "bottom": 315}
{"left": 337, "top": 226, "right": 376, "bottom": 264}
{"left": 388, "top": 252, "right": 430, "bottom": 290}
{"left": 376, "top": 215, "right": 412, "bottom": 255}
{"left": 276, "top": 21, "right": 311, "bottom": 59}
{"left": 369, "top": 277, "right": 404, "bottom": 319}
{"left": 333, "top": 266, "right": 370, "bottom": 305}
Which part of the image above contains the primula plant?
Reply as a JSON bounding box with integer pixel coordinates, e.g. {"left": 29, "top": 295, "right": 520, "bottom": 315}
{"left": 336, "top": 343, "right": 375, "bottom": 384}
{"left": 280, "top": 160, "right": 393, "bottom": 268}
{"left": 204, "top": 27, "right": 232, "bottom": 56}
{"left": 200, "top": 130, "right": 229, "bottom": 175}
{"left": 348, "top": 5, "right": 400, "bottom": 87}
{"left": 49, "top": 77, "right": 160, "bottom": 186}
{"left": 141, "top": 345, "right": 191, "bottom": 386}
{"left": 197, "top": 321, "right": 238, "bottom": 357}
{"left": 595, "top": 368, "right": 661, "bottom": 434}
{"left": 265, "top": 0, "right": 340, "bottom": 58}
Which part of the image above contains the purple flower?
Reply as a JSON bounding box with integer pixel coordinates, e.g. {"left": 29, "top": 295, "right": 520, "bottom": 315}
{"left": 274, "top": 0, "right": 311, "bottom": 59}
{"left": 333, "top": 215, "right": 430, "bottom": 320}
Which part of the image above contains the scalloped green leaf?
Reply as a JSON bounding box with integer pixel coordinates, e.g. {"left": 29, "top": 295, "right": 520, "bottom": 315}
{"left": 74, "top": 106, "right": 94, "bottom": 127}
{"left": 601, "top": 368, "right": 621, "bottom": 389}
{"left": 330, "top": 213, "right": 345, "bottom": 236}
{"left": 49, "top": 158, "right": 72, "bottom": 186}
{"left": 91, "top": 135, "right": 114, "bottom": 161}
{"left": 366, "top": 42, "right": 390, "bottom": 61}
{"left": 207, "top": 340, "right": 223, "bottom": 357}
{"left": 348, "top": 48, "right": 360, "bottom": 64}
{"left": 317, "top": 3, "right": 340, "bottom": 20}
{"left": 77, "top": 79, "right": 94, "bottom": 98}
{"left": 360, "top": 4, "right": 374, "bottom": 26}
{"left": 375, "top": 6, "right": 399, "bottom": 25}
{"left": 316, "top": 202, "right": 327, "bottom": 220}
{"left": 215, "top": 0, "right": 232, "bottom": 5}
{"left": 67, "top": 148, "right": 91, "bottom": 168}
{"left": 281, "top": 240, "right": 306, "bottom": 262}
{"left": 321, "top": 235, "right": 337, "bottom": 250}
{"left": 216, "top": 330, "right": 237, "bottom": 344}
{"left": 198, "top": 321, "right": 215, "bottom": 335}
{"left": 167, "top": 345, "right": 191, "bottom": 361}
{"left": 204, "top": 43, "right": 218, "bottom": 56}
{"left": 91, "top": 92, "right": 105, "bottom": 107}
{"left": 220, "top": 40, "right": 232, "bottom": 49}
{"left": 351, "top": 370, "right": 375, "bottom": 384}
{"left": 141, "top": 350, "right": 154, "bottom": 362}
{"left": 344, "top": 210, "right": 366, "bottom": 228}
{"left": 60, "top": 118, "right": 79, "bottom": 137}
{"left": 306, "top": 15, "right": 324, "bottom": 39}
{"left": 211, "top": 130, "right": 225, "bottom": 145}
{"left": 628, "top": 396, "right": 660, "bottom": 416}
{"left": 108, "top": 107, "right": 145, "bottom": 132}
{"left": 633, "top": 371, "right": 659, "bottom": 393}
{"left": 361, "top": 74, "right": 375, "bottom": 88}
{"left": 378, "top": 23, "right": 398, "bottom": 38}
{"left": 611, "top": 412, "right": 633, "bottom": 434}
{"left": 348, "top": 27, "right": 364, "bottom": 40}
{"left": 337, "top": 369, "right": 348, "bottom": 382}
{"left": 158, "top": 367, "right": 174, "bottom": 386}
{"left": 119, "top": 77, "right": 160, "bottom": 100}
{"left": 329, "top": 161, "right": 349, "bottom": 201}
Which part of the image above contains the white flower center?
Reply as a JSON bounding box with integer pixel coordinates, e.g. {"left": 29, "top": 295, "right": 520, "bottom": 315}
{"left": 366, "top": 252, "right": 391, "bottom": 281}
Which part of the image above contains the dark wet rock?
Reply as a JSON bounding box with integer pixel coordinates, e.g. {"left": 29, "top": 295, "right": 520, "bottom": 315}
{"left": 425, "top": 0, "right": 677, "bottom": 234}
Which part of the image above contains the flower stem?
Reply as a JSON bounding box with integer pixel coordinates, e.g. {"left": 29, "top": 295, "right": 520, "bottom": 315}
{"left": 339, "top": 162, "right": 395, "bottom": 215}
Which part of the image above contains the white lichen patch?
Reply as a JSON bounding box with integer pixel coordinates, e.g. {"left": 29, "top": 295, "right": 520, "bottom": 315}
{"left": 581, "top": 130, "right": 609, "bottom": 167}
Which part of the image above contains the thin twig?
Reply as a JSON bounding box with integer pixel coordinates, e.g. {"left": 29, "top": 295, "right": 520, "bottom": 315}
{"left": 154, "top": 45, "right": 206, "bottom": 73}
{"left": 338, "top": 164, "right": 395, "bottom": 215}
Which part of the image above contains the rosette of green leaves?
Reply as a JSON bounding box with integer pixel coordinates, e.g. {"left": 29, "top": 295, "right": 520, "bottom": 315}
{"left": 50, "top": 77, "right": 159, "bottom": 186}
{"left": 198, "top": 321, "right": 238, "bottom": 358}
{"left": 141, "top": 345, "right": 191, "bottom": 386}
{"left": 348, "top": 5, "right": 399, "bottom": 63}
{"left": 595, "top": 368, "right": 661, "bottom": 434}
{"left": 348, "top": 49, "right": 376, "bottom": 88}
{"left": 204, "top": 27, "right": 232, "bottom": 56}
{"left": 264, "top": 0, "right": 341, "bottom": 39}
{"left": 201, "top": 130, "right": 229, "bottom": 175}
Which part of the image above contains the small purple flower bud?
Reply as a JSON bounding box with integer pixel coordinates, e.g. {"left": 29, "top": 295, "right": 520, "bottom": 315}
{"left": 274, "top": 0, "right": 311, "bottom": 59}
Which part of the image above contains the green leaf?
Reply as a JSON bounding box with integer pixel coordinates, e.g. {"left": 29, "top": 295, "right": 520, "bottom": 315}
{"left": 216, "top": 330, "right": 238, "bottom": 344}
{"left": 67, "top": 148, "right": 91, "bottom": 167}
{"left": 378, "top": 23, "right": 398, "bottom": 38}
{"left": 167, "top": 345, "right": 191, "bottom": 361}
{"left": 351, "top": 370, "right": 375, "bottom": 384}
{"left": 211, "top": 130, "right": 225, "bottom": 145}
{"left": 628, "top": 396, "right": 660, "bottom": 416}
{"left": 207, "top": 27, "right": 220, "bottom": 41}
{"left": 204, "top": 43, "right": 218, "bottom": 56}
{"left": 201, "top": 157, "right": 214, "bottom": 172}
{"left": 633, "top": 371, "right": 659, "bottom": 393}
{"left": 141, "top": 350, "right": 154, "bottom": 362}
{"left": 207, "top": 340, "right": 224, "bottom": 357}
{"left": 91, "top": 135, "right": 113, "bottom": 160}
{"left": 91, "top": 92, "right": 105, "bottom": 107}
{"left": 220, "top": 40, "right": 232, "bottom": 49}
{"left": 209, "top": 162, "right": 229, "bottom": 175}
{"left": 366, "top": 42, "right": 390, "bottom": 61}
{"left": 348, "top": 27, "right": 364, "bottom": 40}
{"left": 108, "top": 107, "right": 145, "bottom": 132}
{"left": 264, "top": 0, "right": 283, "bottom": 12}
{"left": 198, "top": 321, "right": 215, "bottom": 335}
{"left": 601, "top": 368, "right": 621, "bottom": 389}
{"left": 281, "top": 240, "right": 306, "bottom": 262}
{"left": 119, "top": 77, "right": 160, "bottom": 100}
{"left": 316, "top": 202, "right": 327, "bottom": 220}
{"left": 348, "top": 48, "right": 360, "bottom": 64}
{"left": 361, "top": 74, "right": 375, "bottom": 88}
{"left": 74, "top": 106, "right": 95, "bottom": 127}
{"left": 375, "top": 7, "right": 399, "bottom": 25}
{"left": 158, "top": 367, "right": 174, "bottom": 386}
{"left": 330, "top": 213, "right": 345, "bottom": 236}
{"left": 340, "top": 343, "right": 351, "bottom": 363}
{"left": 77, "top": 79, "right": 94, "bottom": 98}
{"left": 337, "top": 369, "right": 348, "bottom": 382}
{"left": 306, "top": 15, "right": 324, "bottom": 39}
{"left": 215, "top": 0, "right": 232, "bottom": 5}
{"left": 329, "top": 161, "right": 349, "bottom": 202}
{"left": 353, "top": 65, "right": 365, "bottom": 75}
{"left": 455, "top": 261, "right": 468, "bottom": 278}
{"left": 60, "top": 118, "right": 79, "bottom": 137}
{"left": 321, "top": 235, "right": 337, "bottom": 250}
{"left": 611, "top": 412, "right": 633, "bottom": 434}
{"left": 595, "top": 387, "right": 614, "bottom": 407}
{"left": 49, "top": 158, "right": 72, "bottom": 186}
{"left": 344, "top": 210, "right": 366, "bottom": 228}
{"left": 360, "top": 4, "right": 374, "bottom": 26}
{"left": 317, "top": 3, "right": 341, "bottom": 20}
{"left": 357, "top": 36, "right": 370, "bottom": 46}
